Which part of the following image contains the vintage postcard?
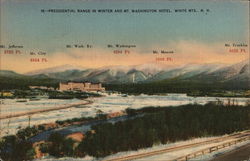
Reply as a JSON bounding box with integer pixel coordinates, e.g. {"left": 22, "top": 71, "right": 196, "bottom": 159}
{"left": 0, "top": 0, "right": 249, "bottom": 160}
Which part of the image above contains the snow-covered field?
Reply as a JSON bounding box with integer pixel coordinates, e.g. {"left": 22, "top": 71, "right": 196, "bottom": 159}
{"left": 0, "top": 94, "right": 249, "bottom": 136}
{"left": 1, "top": 99, "right": 79, "bottom": 116}
{"left": 1, "top": 94, "right": 249, "bottom": 160}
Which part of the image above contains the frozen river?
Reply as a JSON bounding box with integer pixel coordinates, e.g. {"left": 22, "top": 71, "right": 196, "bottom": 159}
{"left": 0, "top": 93, "right": 249, "bottom": 136}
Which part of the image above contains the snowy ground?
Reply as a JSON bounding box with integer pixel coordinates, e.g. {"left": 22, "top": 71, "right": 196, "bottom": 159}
{"left": 2, "top": 93, "right": 247, "bottom": 160}
{"left": 1, "top": 99, "right": 79, "bottom": 116}
{"left": 1, "top": 94, "right": 249, "bottom": 136}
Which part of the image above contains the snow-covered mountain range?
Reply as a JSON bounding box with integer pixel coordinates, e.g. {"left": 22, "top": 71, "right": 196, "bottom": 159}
{"left": 1, "top": 60, "right": 249, "bottom": 87}
{"left": 19, "top": 60, "right": 249, "bottom": 85}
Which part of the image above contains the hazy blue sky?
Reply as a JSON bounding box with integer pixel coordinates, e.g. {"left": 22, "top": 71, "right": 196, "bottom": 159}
{"left": 0, "top": 0, "right": 249, "bottom": 72}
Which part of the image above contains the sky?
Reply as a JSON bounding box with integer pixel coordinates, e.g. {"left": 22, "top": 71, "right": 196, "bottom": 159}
{"left": 0, "top": 0, "right": 249, "bottom": 73}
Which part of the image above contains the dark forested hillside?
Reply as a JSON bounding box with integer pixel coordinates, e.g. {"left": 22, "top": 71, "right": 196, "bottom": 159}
{"left": 0, "top": 70, "right": 59, "bottom": 89}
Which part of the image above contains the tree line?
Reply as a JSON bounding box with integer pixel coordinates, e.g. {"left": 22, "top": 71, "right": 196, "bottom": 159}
{"left": 76, "top": 103, "right": 250, "bottom": 157}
